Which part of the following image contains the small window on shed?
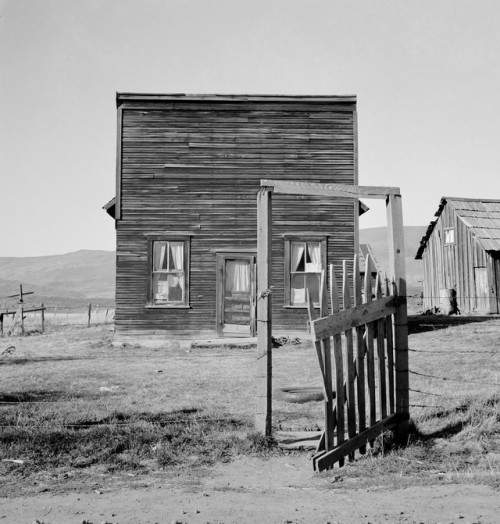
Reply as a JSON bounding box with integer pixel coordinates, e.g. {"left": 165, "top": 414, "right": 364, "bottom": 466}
{"left": 284, "top": 237, "right": 327, "bottom": 307}
{"left": 148, "top": 238, "right": 190, "bottom": 307}
{"left": 444, "top": 228, "right": 455, "bottom": 245}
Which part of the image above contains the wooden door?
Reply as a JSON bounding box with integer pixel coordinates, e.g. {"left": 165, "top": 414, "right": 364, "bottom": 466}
{"left": 216, "top": 254, "right": 256, "bottom": 337}
{"left": 474, "top": 267, "right": 489, "bottom": 313}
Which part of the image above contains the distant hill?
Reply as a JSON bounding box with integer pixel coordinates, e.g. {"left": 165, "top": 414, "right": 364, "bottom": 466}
{"left": 0, "top": 229, "right": 425, "bottom": 308}
{"left": 360, "top": 226, "right": 426, "bottom": 293}
{"left": 0, "top": 250, "right": 115, "bottom": 306}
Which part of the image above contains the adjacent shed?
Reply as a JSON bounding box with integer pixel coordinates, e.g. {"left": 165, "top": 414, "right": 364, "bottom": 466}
{"left": 108, "top": 93, "right": 362, "bottom": 344}
{"left": 416, "top": 197, "right": 500, "bottom": 314}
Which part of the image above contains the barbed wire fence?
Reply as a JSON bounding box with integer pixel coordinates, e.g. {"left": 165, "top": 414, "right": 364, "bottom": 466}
{"left": 0, "top": 302, "right": 115, "bottom": 335}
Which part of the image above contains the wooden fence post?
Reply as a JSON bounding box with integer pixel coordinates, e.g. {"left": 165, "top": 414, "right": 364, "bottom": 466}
{"left": 256, "top": 187, "right": 272, "bottom": 436}
{"left": 87, "top": 303, "right": 92, "bottom": 328}
{"left": 41, "top": 303, "right": 45, "bottom": 333}
{"left": 386, "top": 193, "right": 409, "bottom": 441}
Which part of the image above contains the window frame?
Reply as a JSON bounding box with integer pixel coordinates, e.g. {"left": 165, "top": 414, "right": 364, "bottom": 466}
{"left": 146, "top": 236, "right": 191, "bottom": 308}
{"left": 444, "top": 227, "right": 455, "bottom": 245}
{"left": 283, "top": 235, "right": 327, "bottom": 308}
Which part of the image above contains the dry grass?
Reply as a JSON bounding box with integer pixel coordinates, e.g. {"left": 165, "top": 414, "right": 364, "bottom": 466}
{"left": 0, "top": 318, "right": 499, "bottom": 490}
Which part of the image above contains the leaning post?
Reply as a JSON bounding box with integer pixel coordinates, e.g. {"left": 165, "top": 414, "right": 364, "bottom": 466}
{"left": 256, "top": 187, "right": 273, "bottom": 436}
{"left": 386, "top": 193, "right": 409, "bottom": 442}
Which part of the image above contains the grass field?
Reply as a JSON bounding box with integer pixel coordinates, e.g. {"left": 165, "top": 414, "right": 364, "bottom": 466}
{"left": 0, "top": 317, "right": 499, "bottom": 494}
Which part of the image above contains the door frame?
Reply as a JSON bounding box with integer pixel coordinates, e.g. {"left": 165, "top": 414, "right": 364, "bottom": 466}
{"left": 216, "top": 252, "right": 256, "bottom": 337}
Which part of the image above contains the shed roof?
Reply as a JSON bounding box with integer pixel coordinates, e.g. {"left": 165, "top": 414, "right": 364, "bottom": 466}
{"left": 415, "top": 197, "right": 500, "bottom": 259}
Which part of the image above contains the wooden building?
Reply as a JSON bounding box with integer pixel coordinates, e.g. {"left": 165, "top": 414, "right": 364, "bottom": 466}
{"left": 416, "top": 197, "right": 500, "bottom": 314}
{"left": 106, "top": 93, "right": 362, "bottom": 344}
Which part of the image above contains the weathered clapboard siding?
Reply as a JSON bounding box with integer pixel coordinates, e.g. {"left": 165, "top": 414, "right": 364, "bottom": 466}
{"left": 417, "top": 197, "right": 500, "bottom": 314}
{"left": 114, "top": 95, "right": 358, "bottom": 340}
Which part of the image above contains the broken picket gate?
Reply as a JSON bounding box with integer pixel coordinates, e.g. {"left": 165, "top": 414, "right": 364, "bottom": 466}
{"left": 307, "top": 256, "right": 406, "bottom": 471}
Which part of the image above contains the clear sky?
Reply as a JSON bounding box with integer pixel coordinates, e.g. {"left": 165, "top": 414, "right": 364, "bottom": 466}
{"left": 1, "top": 0, "right": 499, "bottom": 257}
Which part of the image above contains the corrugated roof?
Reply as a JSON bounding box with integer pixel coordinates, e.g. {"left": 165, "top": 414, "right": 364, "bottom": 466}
{"left": 416, "top": 197, "right": 500, "bottom": 259}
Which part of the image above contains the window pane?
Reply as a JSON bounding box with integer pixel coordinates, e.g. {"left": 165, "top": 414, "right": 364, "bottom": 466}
{"left": 305, "top": 273, "right": 320, "bottom": 304}
{"left": 153, "top": 241, "right": 168, "bottom": 271}
{"left": 167, "top": 274, "right": 184, "bottom": 302}
{"left": 291, "top": 242, "right": 305, "bottom": 271}
{"left": 169, "top": 242, "right": 184, "bottom": 270}
{"left": 225, "top": 260, "right": 250, "bottom": 294}
{"left": 306, "top": 242, "right": 321, "bottom": 272}
{"left": 153, "top": 273, "right": 169, "bottom": 301}
{"left": 291, "top": 274, "right": 306, "bottom": 305}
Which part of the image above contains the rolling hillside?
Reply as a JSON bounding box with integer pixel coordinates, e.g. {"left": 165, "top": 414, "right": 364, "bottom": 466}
{"left": 0, "top": 227, "right": 425, "bottom": 306}
{"left": 0, "top": 250, "right": 115, "bottom": 305}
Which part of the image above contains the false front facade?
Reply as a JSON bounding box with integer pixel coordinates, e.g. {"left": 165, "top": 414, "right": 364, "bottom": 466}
{"left": 107, "top": 94, "right": 360, "bottom": 343}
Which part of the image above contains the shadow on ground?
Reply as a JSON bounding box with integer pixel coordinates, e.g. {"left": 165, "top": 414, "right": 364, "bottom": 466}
{"left": 408, "top": 314, "right": 498, "bottom": 335}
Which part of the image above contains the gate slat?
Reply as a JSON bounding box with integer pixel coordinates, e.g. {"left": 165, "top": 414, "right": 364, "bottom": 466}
{"left": 307, "top": 292, "right": 327, "bottom": 455}
{"left": 343, "top": 261, "right": 356, "bottom": 460}
{"left": 364, "top": 256, "right": 377, "bottom": 438}
{"left": 375, "top": 275, "right": 387, "bottom": 419}
{"left": 314, "top": 412, "right": 405, "bottom": 472}
{"left": 319, "top": 271, "right": 335, "bottom": 452}
{"left": 353, "top": 255, "right": 366, "bottom": 454}
{"left": 329, "top": 265, "right": 345, "bottom": 467}
{"left": 385, "top": 277, "right": 395, "bottom": 414}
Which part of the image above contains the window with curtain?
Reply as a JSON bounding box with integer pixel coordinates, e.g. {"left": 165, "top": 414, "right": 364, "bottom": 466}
{"left": 150, "top": 240, "right": 189, "bottom": 305}
{"left": 284, "top": 237, "right": 326, "bottom": 307}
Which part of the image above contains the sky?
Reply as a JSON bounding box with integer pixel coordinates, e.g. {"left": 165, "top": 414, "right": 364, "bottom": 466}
{"left": 1, "top": 0, "right": 499, "bottom": 257}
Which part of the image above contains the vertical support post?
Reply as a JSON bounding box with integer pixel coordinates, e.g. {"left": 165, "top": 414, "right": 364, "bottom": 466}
{"left": 41, "top": 303, "right": 45, "bottom": 333}
{"left": 386, "top": 193, "right": 409, "bottom": 441}
{"left": 21, "top": 306, "right": 24, "bottom": 335}
{"left": 88, "top": 303, "right": 92, "bottom": 328}
{"left": 256, "top": 188, "right": 272, "bottom": 436}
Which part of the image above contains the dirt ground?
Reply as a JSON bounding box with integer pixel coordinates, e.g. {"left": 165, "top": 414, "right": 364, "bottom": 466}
{"left": 1, "top": 455, "right": 498, "bottom": 524}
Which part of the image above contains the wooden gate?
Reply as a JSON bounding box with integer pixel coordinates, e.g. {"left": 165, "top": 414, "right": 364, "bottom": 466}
{"left": 255, "top": 180, "right": 409, "bottom": 458}
{"left": 307, "top": 256, "right": 407, "bottom": 471}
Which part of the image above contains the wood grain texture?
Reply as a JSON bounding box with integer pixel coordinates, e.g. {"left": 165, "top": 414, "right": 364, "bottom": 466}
{"left": 114, "top": 96, "right": 357, "bottom": 341}
{"left": 309, "top": 296, "right": 396, "bottom": 340}
{"left": 256, "top": 189, "right": 272, "bottom": 436}
{"left": 343, "top": 261, "right": 356, "bottom": 459}
{"left": 386, "top": 194, "right": 409, "bottom": 439}
{"left": 261, "top": 179, "right": 400, "bottom": 199}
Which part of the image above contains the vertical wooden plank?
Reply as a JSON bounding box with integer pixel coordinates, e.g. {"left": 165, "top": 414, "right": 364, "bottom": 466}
{"left": 375, "top": 274, "right": 387, "bottom": 419}
{"left": 353, "top": 255, "right": 366, "bottom": 453}
{"left": 115, "top": 105, "right": 123, "bottom": 220}
{"left": 21, "top": 306, "right": 24, "bottom": 335}
{"left": 343, "top": 260, "right": 356, "bottom": 460}
{"left": 250, "top": 257, "right": 257, "bottom": 337}
{"left": 329, "top": 266, "right": 344, "bottom": 466}
{"left": 307, "top": 293, "right": 326, "bottom": 387}
{"left": 364, "top": 256, "right": 377, "bottom": 437}
{"left": 385, "top": 277, "right": 395, "bottom": 414}
{"left": 256, "top": 188, "right": 273, "bottom": 436}
{"left": 307, "top": 292, "right": 326, "bottom": 456}
{"left": 386, "top": 193, "right": 409, "bottom": 441}
{"left": 216, "top": 254, "right": 224, "bottom": 336}
{"left": 41, "top": 303, "right": 45, "bottom": 333}
{"left": 88, "top": 303, "right": 92, "bottom": 328}
{"left": 319, "top": 270, "right": 335, "bottom": 453}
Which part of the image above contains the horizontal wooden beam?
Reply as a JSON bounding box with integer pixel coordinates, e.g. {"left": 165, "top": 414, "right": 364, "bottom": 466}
{"left": 310, "top": 296, "right": 396, "bottom": 341}
{"left": 260, "top": 180, "right": 400, "bottom": 199}
{"left": 1, "top": 307, "right": 46, "bottom": 316}
{"left": 313, "top": 412, "right": 407, "bottom": 472}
